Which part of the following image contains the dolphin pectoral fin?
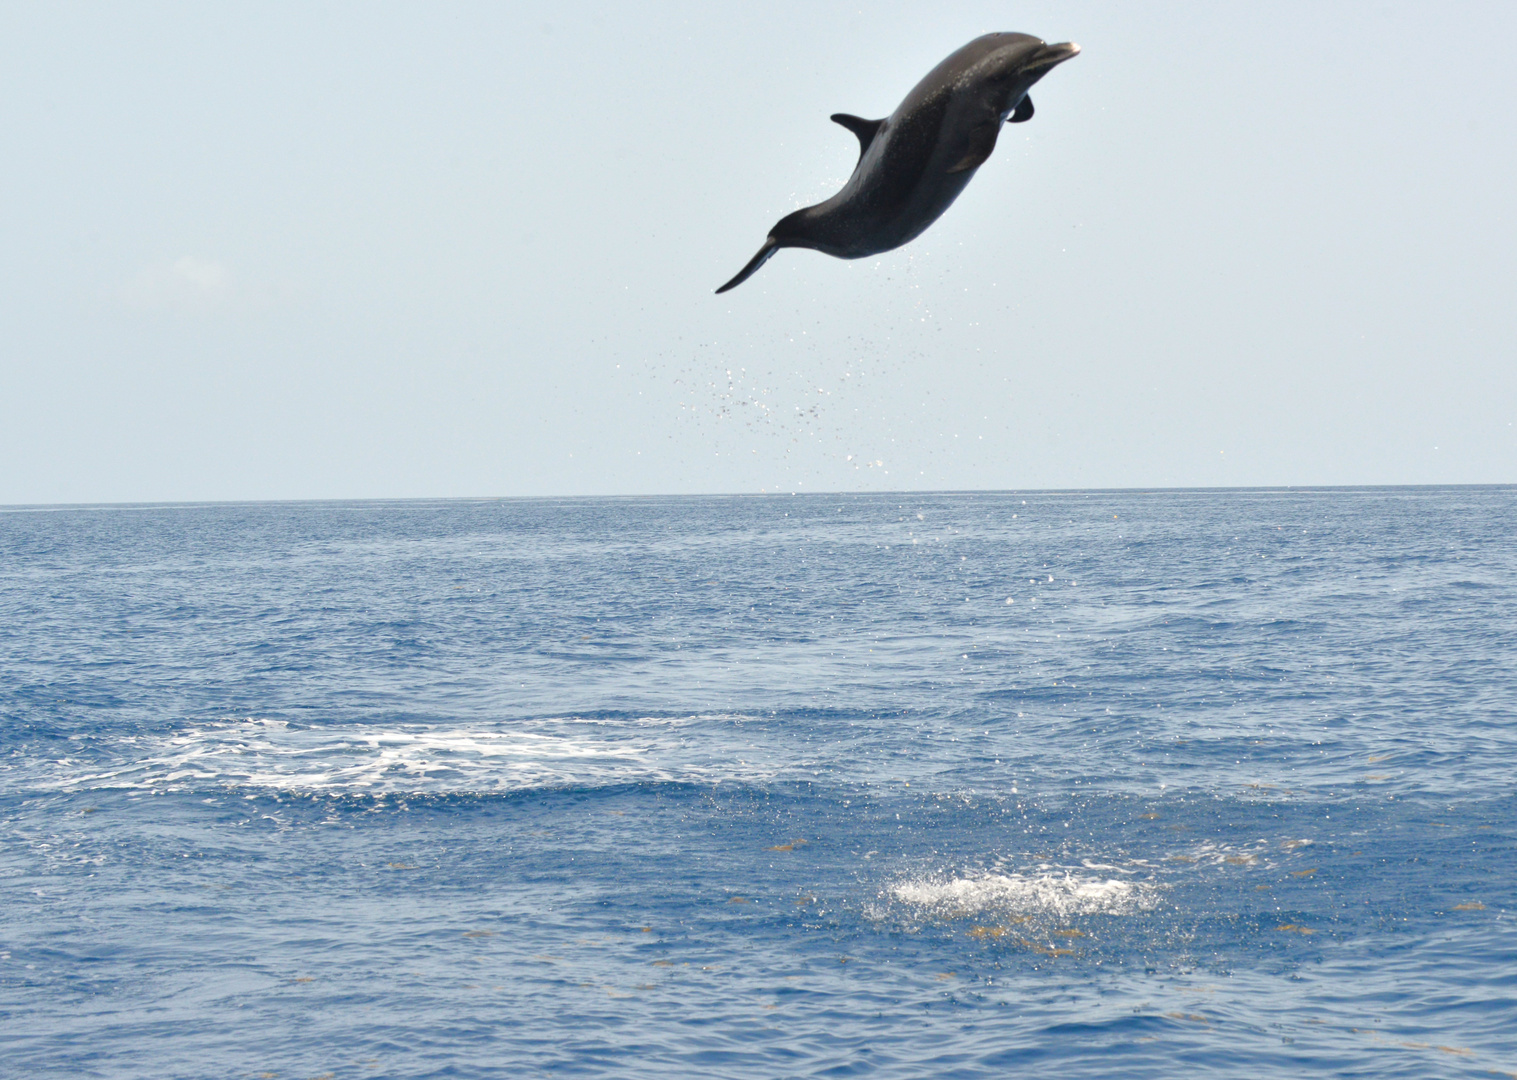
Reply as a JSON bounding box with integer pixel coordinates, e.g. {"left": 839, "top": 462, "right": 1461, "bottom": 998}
{"left": 946, "top": 122, "right": 1001, "bottom": 174}
{"left": 830, "top": 113, "right": 886, "bottom": 159}
{"left": 715, "top": 236, "right": 781, "bottom": 294}
{"left": 1008, "top": 95, "right": 1034, "bottom": 123}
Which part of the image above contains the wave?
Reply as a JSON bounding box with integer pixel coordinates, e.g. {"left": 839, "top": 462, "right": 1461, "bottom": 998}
{"left": 14, "top": 715, "right": 797, "bottom": 796}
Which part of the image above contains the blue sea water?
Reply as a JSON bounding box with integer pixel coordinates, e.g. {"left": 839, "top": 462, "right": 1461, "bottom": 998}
{"left": 2, "top": 488, "right": 1515, "bottom": 1079}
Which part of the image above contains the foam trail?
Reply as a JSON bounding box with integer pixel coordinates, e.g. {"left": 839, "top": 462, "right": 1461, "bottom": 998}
{"left": 26, "top": 716, "right": 793, "bottom": 795}
{"left": 891, "top": 871, "right": 1159, "bottom": 918}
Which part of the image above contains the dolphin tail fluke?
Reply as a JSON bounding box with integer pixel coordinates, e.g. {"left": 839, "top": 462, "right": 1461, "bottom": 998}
{"left": 715, "top": 236, "right": 781, "bottom": 294}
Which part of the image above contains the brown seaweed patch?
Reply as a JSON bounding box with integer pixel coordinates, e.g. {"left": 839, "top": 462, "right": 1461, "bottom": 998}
{"left": 1021, "top": 939, "right": 1075, "bottom": 957}
{"left": 1352, "top": 1030, "right": 1475, "bottom": 1056}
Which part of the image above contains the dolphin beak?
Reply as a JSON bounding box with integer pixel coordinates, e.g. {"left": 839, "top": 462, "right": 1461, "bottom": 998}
{"left": 1037, "top": 42, "right": 1081, "bottom": 67}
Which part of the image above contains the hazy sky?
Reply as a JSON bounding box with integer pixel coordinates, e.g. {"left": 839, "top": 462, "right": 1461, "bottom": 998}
{"left": 3, "top": 1, "right": 1514, "bottom": 503}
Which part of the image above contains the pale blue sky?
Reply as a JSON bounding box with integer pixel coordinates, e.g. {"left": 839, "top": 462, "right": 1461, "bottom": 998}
{"left": 2, "top": 1, "right": 1513, "bottom": 502}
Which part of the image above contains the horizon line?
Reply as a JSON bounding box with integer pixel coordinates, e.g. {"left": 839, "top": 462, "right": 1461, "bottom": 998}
{"left": 3, "top": 482, "right": 1513, "bottom": 513}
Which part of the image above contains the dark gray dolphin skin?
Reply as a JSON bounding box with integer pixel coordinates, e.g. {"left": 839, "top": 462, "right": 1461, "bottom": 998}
{"left": 716, "top": 33, "right": 1079, "bottom": 293}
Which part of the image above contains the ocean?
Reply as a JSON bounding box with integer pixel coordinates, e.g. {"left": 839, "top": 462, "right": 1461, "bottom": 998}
{"left": 2, "top": 488, "right": 1514, "bottom": 1078}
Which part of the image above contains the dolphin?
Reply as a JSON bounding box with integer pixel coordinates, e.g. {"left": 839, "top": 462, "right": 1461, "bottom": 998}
{"left": 715, "top": 33, "right": 1079, "bottom": 293}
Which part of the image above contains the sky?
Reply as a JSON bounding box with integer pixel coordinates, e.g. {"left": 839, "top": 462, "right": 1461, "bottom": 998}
{"left": 2, "top": 0, "right": 1514, "bottom": 503}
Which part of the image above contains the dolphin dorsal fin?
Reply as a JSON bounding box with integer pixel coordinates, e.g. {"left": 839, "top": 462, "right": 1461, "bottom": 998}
{"left": 1008, "top": 95, "right": 1034, "bottom": 123}
{"left": 830, "top": 113, "right": 886, "bottom": 159}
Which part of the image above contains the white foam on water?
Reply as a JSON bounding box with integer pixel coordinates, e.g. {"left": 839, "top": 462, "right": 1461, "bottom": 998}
{"left": 28, "top": 716, "right": 790, "bottom": 795}
{"left": 890, "top": 870, "right": 1160, "bottom": 919}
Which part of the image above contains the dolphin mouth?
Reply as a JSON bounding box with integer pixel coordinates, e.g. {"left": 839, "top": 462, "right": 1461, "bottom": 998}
{"left": 1031, "top": 41, "right": 1081, "bottom": 69}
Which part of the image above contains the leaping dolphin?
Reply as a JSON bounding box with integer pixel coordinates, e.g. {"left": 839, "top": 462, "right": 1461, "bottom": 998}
{"left": 716, "top": 33, "right": 1079, "bottom": 294}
